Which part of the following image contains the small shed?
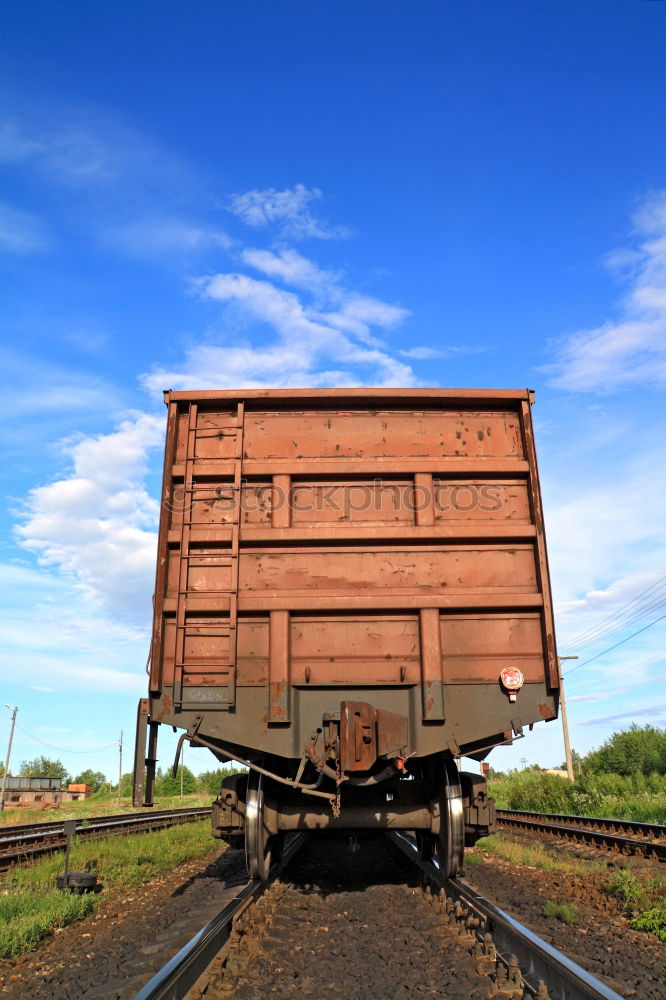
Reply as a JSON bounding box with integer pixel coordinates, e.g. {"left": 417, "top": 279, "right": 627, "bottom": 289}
{"left": 67, "top": 783, "right": 92, "bottom": 800}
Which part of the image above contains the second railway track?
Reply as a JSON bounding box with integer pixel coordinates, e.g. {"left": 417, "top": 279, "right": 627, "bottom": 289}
{"left": 0, "top": 807, "right": 212, "bottom": 869}
{"left": 496, "top": 808, "right": 666, "bottom": 862}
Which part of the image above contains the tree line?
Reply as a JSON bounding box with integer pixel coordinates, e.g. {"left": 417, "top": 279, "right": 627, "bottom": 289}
{"left": 9, "top": 725, "right": 665, "bottom": 792}
{"left": 488, "top": 724, "right": 666, "bottom": 779}
{"left": 3, "top": 756, "right": 236, "bottom": 797}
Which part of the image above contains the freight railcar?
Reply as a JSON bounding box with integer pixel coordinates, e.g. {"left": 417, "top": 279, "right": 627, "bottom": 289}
{"left": 133, "top": 389, "right": 559, "bottom": 878}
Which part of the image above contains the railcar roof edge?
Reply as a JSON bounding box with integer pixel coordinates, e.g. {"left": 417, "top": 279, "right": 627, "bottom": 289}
{"left": 162, "top": 387, "right": 536, "bottom": 405}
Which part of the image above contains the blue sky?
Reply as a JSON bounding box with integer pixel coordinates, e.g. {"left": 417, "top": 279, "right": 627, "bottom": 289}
{"left": 1, "top": 1, "right": 665, "bottom": 781}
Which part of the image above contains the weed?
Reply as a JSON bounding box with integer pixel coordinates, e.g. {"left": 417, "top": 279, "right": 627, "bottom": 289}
{"left": 607, "top": 868, "right": 666, "bottom": 942}
{"left": 543, "top": 900, "right": 578, "bottom": 924}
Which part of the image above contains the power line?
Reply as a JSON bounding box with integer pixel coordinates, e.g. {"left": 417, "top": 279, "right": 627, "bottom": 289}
{"left": 14, "top": 723, "right": 117, "bottom": 755}
{"left": 564, "top": 574, "right": 666, "bottom": 645}
{"left": 562, "top": 575, "right": 666, "bottom": 650}
{"left": 563, "top": 614, "right": 666, "bottom": 676}
{"left": 569, "top": 591, "right": 666, "bottom": 655}
{"left": 568, "top": 650, "right": 665, "bottom": 689}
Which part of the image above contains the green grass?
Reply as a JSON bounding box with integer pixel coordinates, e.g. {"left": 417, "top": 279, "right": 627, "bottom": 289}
{"left": 0, "top": 819, "right": 217, "bottom": 959}
{"left": 607, "top": 868, "right": 666, "bottom": 942}
{"left": 473, "top": 833, "right": 603, "bottom": 875}
{"left": 543, "top": 900, "right": 578, "bottom": 924}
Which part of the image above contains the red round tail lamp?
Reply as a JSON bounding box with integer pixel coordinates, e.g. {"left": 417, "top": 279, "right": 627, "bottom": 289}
{"left": 499, "top": 667, "right": 524, "bottom": 702}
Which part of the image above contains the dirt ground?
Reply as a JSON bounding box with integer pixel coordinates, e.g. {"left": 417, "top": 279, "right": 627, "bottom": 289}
{"left": 463, "top": 836, "right": 666, "bottom": 999}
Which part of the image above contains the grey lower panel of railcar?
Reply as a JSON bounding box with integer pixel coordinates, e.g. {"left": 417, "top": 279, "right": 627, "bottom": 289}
{"left": 150, "top": 682, "right": 557, "bottom": 760}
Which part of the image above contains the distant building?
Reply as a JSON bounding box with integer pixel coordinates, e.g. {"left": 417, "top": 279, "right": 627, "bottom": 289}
{"left": 67, "top": 783, "right": 91, "bottom": 800}
{"left": 0, "top": 777, "right": 92, "bottom": 808}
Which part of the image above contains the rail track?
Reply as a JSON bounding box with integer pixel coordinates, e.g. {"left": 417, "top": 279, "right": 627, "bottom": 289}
{"left": 129, "top": 833, "right": 624, "bottom": 1000}
{"left": 0, "top": 807, "right": 212, "bottom": 869}
{"left": 497, "top": 808, "right": 666, "bottom": 862}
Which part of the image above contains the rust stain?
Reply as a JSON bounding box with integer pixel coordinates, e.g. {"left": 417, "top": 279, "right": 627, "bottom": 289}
{"left": 538, "top": 703, "right": 556, "bottom": 720}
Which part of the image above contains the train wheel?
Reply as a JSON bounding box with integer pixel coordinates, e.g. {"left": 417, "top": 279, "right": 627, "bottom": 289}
{"left": 433, "top": 757, "right": 464, "bottom": 879}
{"left": 245, "top": 770, "right": 272, "bottom": 881}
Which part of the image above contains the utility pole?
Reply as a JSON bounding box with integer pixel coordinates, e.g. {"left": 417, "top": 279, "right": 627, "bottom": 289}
{"left": 0, "top": 705, "right": 18, "bottom": 812}
{"left": 180, "top": 742, "right": 184, "bottom": 800}
{"left": 558, "top": 656, "right": 577, "bottom": 783}
{"left": 116, "top": 730, "right": 123, "bottom": 805}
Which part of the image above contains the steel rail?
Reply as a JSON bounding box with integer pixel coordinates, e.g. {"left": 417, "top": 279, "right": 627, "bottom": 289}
{"left": 497, "top": 808, "right": 666, "bottom": 842}
{"left": 130, "top": 833, "right": 307, "bottom": 1000}
{"left": 0, "top": 807, "right": 211, "bottom": 841}
{"left": 0, "top": 808, "right": 212, "bottom": 869}
{"left": 497, "top": 812, "right": 666, "bottom": 862}
{"left": 0, "top": 807, "right": 210, "bottom": 840}
{"left": 389, "top": 832, "right": 625, "bottom": 1000}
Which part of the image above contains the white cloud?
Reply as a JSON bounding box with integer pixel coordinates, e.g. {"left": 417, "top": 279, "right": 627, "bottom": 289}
{"left": 144, "top": 270, "right": 414, "bottom": 391}
{"left": 228, "top": 184, "right": 349, "bottom": 240}
{"left": 545, "top": 191, "right": 666, "bottom": 392}
{"left": 241, "top": 247, "right": 407, "bottom": 343}
{"left": 0, "top": 201, "right": 51, "bottom": 253}
{"left": 15, "top": 412, "right": 164, "bottom": 626}
{"left": 556, "top": 567, "right": 666, "bottom": 630}
{"left": 241, "top": 246, "right": 341, "bottom": 291}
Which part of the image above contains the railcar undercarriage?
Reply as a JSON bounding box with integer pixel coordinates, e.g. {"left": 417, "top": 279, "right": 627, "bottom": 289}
{"left": 210, "top": 751, "right": 495, "bottom": 880}
{"left": 134, "top": 694, "right": 497, "bottom": 881}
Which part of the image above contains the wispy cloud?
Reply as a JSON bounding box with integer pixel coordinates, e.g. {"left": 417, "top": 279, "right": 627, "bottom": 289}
{"left": 144, "top": 269, "right": 413, "bottom": 391}
{"left": 0, "top": 200, "right": 51, "bottom": 253}
{"left": 544, "top": 191, "right": 666, "bottom": 392}
{"left": 102, "top": 216, "right": 233, "bottom": 257}
{"left": 398, "top": 345, "right": 486, "bottom": 361}
{"left": 0, "top": 563, "right": 148, "bottom": 693}
{"left": 241, "top": 246, "right": 342, "bottom": 292}
{"left": 545, "top": 443, "right": 666, "bottom": 614}
{"left": 0, "top": 113, "right": 190, "bottom": 191}
{"left": 228, "top": 184, "right": 350, "bottom": 240}
{"left": 0, "top": 350, "right": 119, "bottom": 452}
{"left": 579, "top": 704, "right": 666, "bottom": 727}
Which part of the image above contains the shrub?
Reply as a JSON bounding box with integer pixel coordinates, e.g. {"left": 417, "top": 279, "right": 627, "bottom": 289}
{"left": 488, "top": 769, "right": 666, "bottom": 823}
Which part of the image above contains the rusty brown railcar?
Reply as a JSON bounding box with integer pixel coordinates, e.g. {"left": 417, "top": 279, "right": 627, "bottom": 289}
{"left": 133, "top": 388, "right": 559, "bottom": 878}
